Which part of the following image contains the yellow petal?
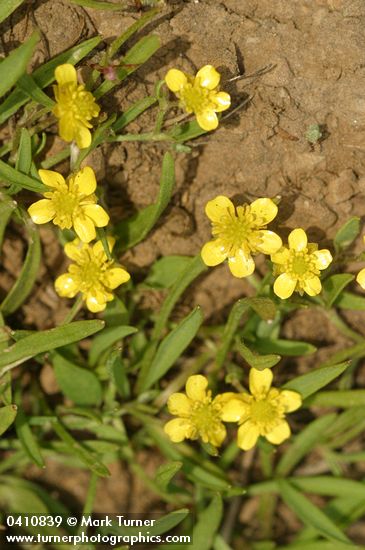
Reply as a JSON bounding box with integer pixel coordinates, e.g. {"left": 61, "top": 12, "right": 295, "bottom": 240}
{"left": 73, "top": 215, "right": 96, "bottom": 243}
{"left": 302, "top": 275, "right": 322, "bottom": 296}
{"left": 271, "top": 247, "right": 290, "bottom": 265}
{"left": 38, "top": 169, "right": 66, "bottom": 189}
{"left": 59, "top": 113, "right": 76, "bottom": 142}
{"left": 288, "top": 228, "right": 307, "bottom": 252}
{"left": 102, "top": 267, "right": 130, "bottom": 289}
{"left": 228, "top": 250, "right": 255, "bottom": 278}
{"left": 265, "top": 420, "right": 291, "bottom": 445}
{"left": 64, "top": 239, "right": 84, "bottom": 261}
{"left": 249, "top": 368, "right": 273, "bottom": 398}
{"left": 75, "top": 124, "right": 92, "bottom": 149}
{"left": 83, "top": 204, "right": 109, "bottom": 228}
{"left": 164, "top": 418, "right": 193, "bottom": 443}
{"left": 28, "top": 199, "right": 56, "bottom": 224}
{"left": 196, "top": 110, "right": 218, "bottom": 131}
{"left": 74, "top": 166, "right": 97, "bottom": 195}
{"left": 196, "top": 65, "right": 220, "bottom": 90}
{"left": 167, "top": 393, "right": 192, "bottom": 416}
{"left": 165, "top": 69, "right": 188, "bottom": 92}
{"left": 237, "top": 422, "right": 260, "bottom": 450}
{"left": 220, "top": 398, "right": 249, "bottom": 423}
{"left": 54, "top": 273, "right": 79, "bottom": 298}
{"left": 201, "top": 240, "right": 227, "bottom": 266}
{"left": 250, "top": 198, "right": 278, "bottom": 225}
{"left": 185, "top": 375, "right": 208, "bottom": 402}
{"left": 55, "top": 63, "right": 77, "bottom": 86}
{"left": 313, "top": 249, "right": 332, "bottom": 270}
{"left": 86, "top": 291, "right": 107, "bottom": 312}
{"left": 256, "top": 230, "right": 282, "bottom": 254}
{"left": 213, "top": 91, "right": 231, "bottom": 112}
{"left": 273, "top": 273, "right": 297, "bottom": 299}
{"left": 356, "top": 268, "right": 365, "bottom": 289}
{"left": 209, "top": 423, "right": 227, "bottom": 448}
{"left": 205, "top": 195, "right": 234, "bottom": 221}
{"left": 279, "top": 390, "right": 302, "bottom": 412}
{"left": 93, "top": 237, "right": 116, "bottom": 257}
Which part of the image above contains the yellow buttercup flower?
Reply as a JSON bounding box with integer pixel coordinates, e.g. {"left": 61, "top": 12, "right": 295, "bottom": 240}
{"left": 271, "top": 228, "right": 332, "bottom": 299}
{"left": 165, "top": 65, "right": 230, "bottom": 131}
{"left": 356, "top": 236, "right": 365, "bottom": 289}
{"left": 53, "top": 63, "right": 100, "bottom": 149}
{"left": 28, "top": 167, "right": 109, "bottom": 243}
{"left": 201, "top": 195, "right": 282, "bottom": 278}
{"left": 221, "top": 368, "right": 302, "bottom": 451}
{"left": 164, "top": 375, "right": 235, "bottom": 448}
{"left": 55, "top": 237, "right": 130, "bottom": 313}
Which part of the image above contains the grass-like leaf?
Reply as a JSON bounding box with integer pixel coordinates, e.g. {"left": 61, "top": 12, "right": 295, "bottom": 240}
{"left": 0, "top": 31, "right": 39, "bottom": 99}
{"left": 283, "top": 362, "right": 349, "bottom": 399}
{"left": 0, "top": 404, "right": 17, "bottom": 436}
{"left": 53, "top": 353, "right": 102, "bottom": 406}
{"left": 0, "top": 0, "right": 26, "bottom": 23}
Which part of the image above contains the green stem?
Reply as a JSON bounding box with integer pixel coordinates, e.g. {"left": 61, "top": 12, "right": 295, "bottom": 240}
{"left": 323, "top": 308, "right": 364, "bottom": 343}
{"left": 60, "top": 295, "right": 83, "bottom": 325}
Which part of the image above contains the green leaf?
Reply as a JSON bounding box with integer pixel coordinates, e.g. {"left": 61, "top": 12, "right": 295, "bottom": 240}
{"left": 284, "top": 362, "right": 349, "bottom": 399}
{"left": 334, "top": 217, "right": 360, "bottom": 253}
{"left": 143, "top": 255, "right": 193, "bottom": 289}
{"left": 68, "top": 0, "right": 126, "bottom": 8}
{"left": 0, "top": 196, "right": 16, "bottom": 249}
{"left": 181, "top": 495, "right": 222, "bottom": 550}
{"left": 278, "top": 480, "right": 351, "bottom": 545}
{"left": 138, "top": 306, "right": 204, "bottom": 392}
{"left": 15, "top": 407, "right": 44, "bottom": 467}
{"left": 0, "top": 482, "right": 48, "bottom": 513}
{"left": 168, "top": 119, "right": 207, "bottom": 143}
{"left": 89, "top": 325, "right": 137, "bottom": 367}
{"left": 0, "top": 36, "right": 101, "bottom": 125}
{"left": 112, "top": 96, "right": 157, "bottom": 132}
{"left": 115, "top": 151, "right": 175, "bottom": 249}
{"left": 0, "top": 31, "right": 39, "bottom": 99}
{"left": 103, "top": 509, "right": 189, "bottom": 537}
{"left": 0, "top": 320, "right": 104, "bottom": 373}
{"left": 16, "top": 128, "right": 32, "bottom": 174}
{"left": 0, "top": 159, "right": 45, "bottom": 193}
{"left": 1, "top": 222, "right": 41, "bottom": 315}
{"left": 109, "top": 353, "right": 130, "bottom": 399}
{"left": 334, "top": 291, "right": 365, "bottom": 310}
{"left": 0, "top": 404, "right": 17, "bottom": 435}
{"left": 0, "top": 0, "right": 26, "bottom": 23}
{"left": 275, "top": 414, "right": 337, "bottom": 477}
{"left": 322, "top": 274, "right": 355, "bottom": 308}
{"left": 236, "top": 339, "right": 280, "bottom": 370}
{"left": 252, "top": 338, "right": 316, "bottom": 357}
{"left": 107, "top": 7, "right": 160, "bottom": 59}
{"left": 17, "top": 73, "right": 55, "bottom": 108}
{"left": 155, "top": 461, "right": 183, "bottom": 490}
{"left": 53, "top": 353, "right": 102, "bottom": 406}
{"left": 306, "top": 390, "right": 365, "bottom": 408}
{"left": 291, "top": 476, "right": 365, "bottom": 499}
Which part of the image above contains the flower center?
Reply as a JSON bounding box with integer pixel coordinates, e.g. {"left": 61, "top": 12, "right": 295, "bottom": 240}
{"left": 190, "top": 398, "right": 222, "bottom": 443}
{"left": 251, "top": 400, "right": 276, "bottom": 423}
{"left": 286, "top": 251, "right": 318, "bottom": 281}
{"left": 211, "top": 206, "right": 259, "bottom": 256}
{"left": 69, "top": 250, "right": 108, "bottom": 293}
{"left": 57, "top": 83, "right": 99, "bottom": 125}
{"left": 180, "top": 82, "right": 215, "bottom": 115}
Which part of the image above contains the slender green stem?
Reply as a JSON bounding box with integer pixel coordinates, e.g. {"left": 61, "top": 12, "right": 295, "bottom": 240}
{"left": 60, "top": 295, "right": 83, "bottom": 325}
{"left": 323, "top": 307, "right": 364, "bottom": 343}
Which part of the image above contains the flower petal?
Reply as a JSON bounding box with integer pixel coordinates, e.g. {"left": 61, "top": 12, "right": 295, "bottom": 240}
{"left": 58, "top": 113, "right": 76, "bottom": 143}
{"left": 167, "top": 393, "right": 192, "bottom": 416}
{"left": 220, "top": 398, "right": 250, "bottom": 423}
{"left": 357, "top": 268, "right": 365, "bottom": 289}
{"left": 250, "top": 198, "right": 278, "bottom": 225}
{"left": 205, "top": 195, "right": 234, "bottom": 221}
{"left": 102, "top": 267, "right": 130, "bottom": 289}
{"left": 54, "top": 273, "right": 79, "bottom": 298}
{"left": 288, "top": 228, "right": 307, "bottom": 252}
{"left": 86, "top": 290, "right": 108, "bottom": 313}
{"left": 196, "top": 110, "right": 218, "bottom": 131}
{"left": 256, "top": 230, "right": 282, "bottom": 254}
{"left": 209, "top": 423, "right": 227, "bottom": 448}
{"left": 185, "top": 375, "right": 208, "bottom": 402}
{"left": 55, "top": 63, "right": 77, "bottom": 86}
{"left": 73, "top": 215, "right": 96, "bottom": 243}
{"left": 165, "top": 69, "right": 188, "bottom": 92}
{"left": 302, "top": 275, "right": 322, "bottom": 296}
{"left": 273, "top": 273, "right": 297, "bottom": 299}
{"left": 271, "top": 247, "right": 290, "bottom": 265}
{"left": 279, "top": 390, "right": 302, "bottom": 412}
{"left": 213, "top": 91, "right": 231, "bottom": 112}
{"left": 265, "top": 420, "right": 291, "bottom": 445}
{"left": 201, "top": 240, "right": 227, "bottom": 266}
{"left": 237, "top": 422, "right": 260, "bottom": 450}
{"left": 228, "top": 249, "right": 255, "bottom": 278}
{"left": 73, "top": 166, "right": 97, "bottom": 195}
{"left": 164, "top": 418, "right": 194, "bottom": 443}
{"left": 28, "top": 199, "right": 56, "bottom": 224}
{"left": 75, "top": 124, "right": 92, "bottom": 149}
{"left": 64, "top": 239, "right": 84, "bottom": 261}
{"left": 313, "top": 249, "right": 332, "bottom": 270}
{"left": 83, "top": 204, "right": 109, "bottom": 227}
{"left": 196, "top": 65, "right": 220, "bottom": 90}
{"left": 93, "top": 237, "right": 115, "bottom": 258}
{"left": 38, "top": 169, "right": 66, "bottom": 189}
{"left": 249, "top": 368, "right": 273, "bottom": 398}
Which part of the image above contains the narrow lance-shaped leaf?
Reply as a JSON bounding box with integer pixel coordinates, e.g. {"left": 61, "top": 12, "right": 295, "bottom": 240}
{"left": 0, "top": 404, "right": 17, "bottom": 436}
{"left": 173, "top": 495, "right": 222, "bottom": 550}
{"left": 334, "top": 216, "right": 360, "bottom": 253}
{"left": 322, "top": 274, "right": 355, "bottom": 308}
{"left": 236, "top": 339, "right": 280, "bottom": 370}
{"left": 15, "top": 407, "right": 45, "bottom": 468}
{"left": 283, "top": 361, "right": 349, "bottom": 399}
{"left": 0, "top": 31, "right": 39, "bottom": 99}
{"left": 52, "top": 353, "right": 102, "bottom": 406}
{"left": 0, "top": 159, "right": 45, "bottom": 193}
{"left": 0, "top": 0, "right": 26, "bottom": 23}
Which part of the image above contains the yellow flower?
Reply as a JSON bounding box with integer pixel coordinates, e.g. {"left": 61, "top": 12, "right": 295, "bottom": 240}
{"left": 221, "top": 368, "right": 302, "bottom": 451}
{"left": 165, "top": 65, "right": 231, "bottom": 131}
{"left": 357, "top": 268, "right": 365, "bottom": 289}
{"left": 28, "top": 167, "right": 109, "bottom": 243}
{"left": 55, "top": 237, "right": 130, "bottom": 312}
{"left": 164, "top": 375, "right": 234, "bottom": 448}
{"left": 201, "top": 195, "right": 282, "bottom": 278}
{"left": 53, "top": 64, "right": 100, "bottom": 149}
{"left": 271, "top": 228, "right": 332, "bottom": 299}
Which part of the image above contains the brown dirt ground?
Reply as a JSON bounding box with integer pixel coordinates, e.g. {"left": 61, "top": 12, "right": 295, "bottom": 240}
{"left": 2, "top": 0, "right": 365, "bottom": 545}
